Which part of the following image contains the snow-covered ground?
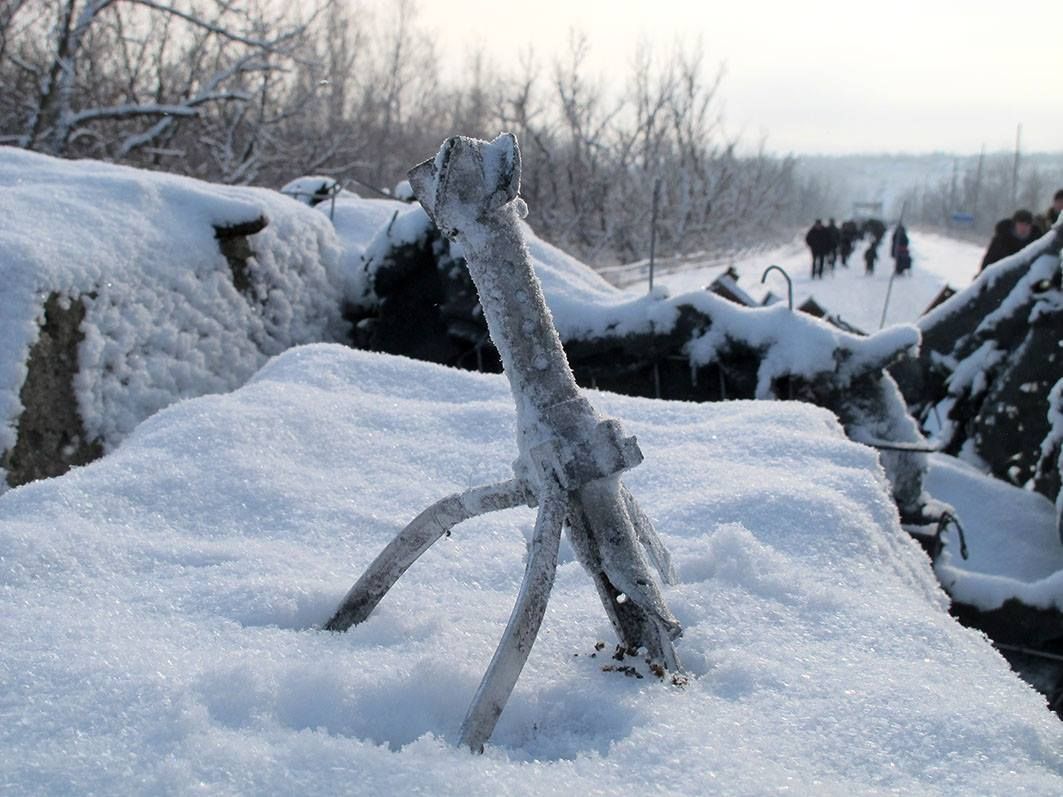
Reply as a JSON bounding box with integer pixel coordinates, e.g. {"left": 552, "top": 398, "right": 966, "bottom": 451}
{"left": 1, "top": 346, "right": 1061, "bottom": 794}
{"left": 2, "top": 149, "right": 1061, "bottom": 792}
{"left": 930, "top": 455, "right": 1063, "bottom": 612}
{"left": 654, "top": 231, "right": 986, "bottom": 332}
{"left": 0, "top": 147, "right": 349, "bottom": 466}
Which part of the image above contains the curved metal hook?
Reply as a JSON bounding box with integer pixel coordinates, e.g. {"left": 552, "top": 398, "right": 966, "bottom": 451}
{"left": 760, "top": 265, "right": 793, "bottom": 310}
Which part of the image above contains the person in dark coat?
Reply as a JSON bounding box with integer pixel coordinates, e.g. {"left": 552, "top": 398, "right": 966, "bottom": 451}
{"left": 980, "top": 209, "right": 1037, "bottom": 271}
{"left": 891, "top": 224, "right": 911, "bottom": 275}
{"left": 839, "top": 220, "right": 858, "bottom": 266}
{"left": 1037, "top": 189, "right": 1063, "bottom": 232}
{"left": 805, "top": 219, "right": 830, "bottom": 279}
{"left": 826, "top": 218, "right": 841, "bottom": 272}
{"left": 864, "top": 241, "right": 878, "bottom": 275}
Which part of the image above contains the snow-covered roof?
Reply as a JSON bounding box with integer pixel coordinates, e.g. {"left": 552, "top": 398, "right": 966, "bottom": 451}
{"left": 0, "top": 147, "right": 350, "bottom": 475}
{"left": 0, "top": 346, "right": 1059, "bottom": 792}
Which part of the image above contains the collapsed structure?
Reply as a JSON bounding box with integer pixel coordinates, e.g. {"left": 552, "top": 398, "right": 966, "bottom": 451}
{"left": 2, "top": 142, "right": 1060, "bottom": 711}
{"left": 0, "top": 148, "right": 351, "bottom": 489}
{"left": 890, "top": 217, "right": 1063, "bottom": 537}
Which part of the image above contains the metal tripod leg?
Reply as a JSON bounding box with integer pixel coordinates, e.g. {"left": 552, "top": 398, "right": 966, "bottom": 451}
{"left": 325, "top": 479, "right": 527, "bottom": 632}
{"left": 458, "top": 479, "right": 567, "bottom": 752}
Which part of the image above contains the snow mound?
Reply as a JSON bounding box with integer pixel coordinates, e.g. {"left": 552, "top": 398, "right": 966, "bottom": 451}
{"left": 357, "top": 204, "right": 670, "bottom": 340}
{"left": 322, "top": 194, "right": 409, "bottom": 300}
{"left": 929, "top": 454, "right": 1063, "bottom": 612}
{"left": 1, "top": 346, "right": 1060, "bottom": 793}
{"left": 0, "top": 148, "right": 350, "bottom": 485}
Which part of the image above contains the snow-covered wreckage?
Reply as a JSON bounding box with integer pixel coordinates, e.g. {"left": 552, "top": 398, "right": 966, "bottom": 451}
{"left": 2, "top": 147, "right": 940, "bottom": 544}
{"left": 2, "top": 145, "right": 1063, "bottom": 780}
{"left": 347, "top": 195, "right": 943, "bottom": 538}
{"left": 0, "top": 147, "right": 352, "bottom": 487}
{"left": 891, "top": 214, "right": 1063, "bottom": 535}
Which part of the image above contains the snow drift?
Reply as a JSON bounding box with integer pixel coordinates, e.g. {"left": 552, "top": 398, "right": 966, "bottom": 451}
{"left": 0, "top": 147, "right": 350, "bottom": 488}
{"left": 0, "top": 345, "right": 1060, "bottom": 793}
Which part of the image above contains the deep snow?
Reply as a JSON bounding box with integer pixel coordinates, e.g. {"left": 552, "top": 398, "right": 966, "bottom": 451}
{"left": 2, "top": 149, "right": 1062, "bottom": 793}
{"left": 0, "top": 147, "right": 349, "bottom": 470}
{"left": 1, "top": 346, "right": 1061, "bottom": 794}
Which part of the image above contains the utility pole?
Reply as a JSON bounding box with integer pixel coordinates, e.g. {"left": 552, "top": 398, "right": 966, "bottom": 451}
{"left": 648, "top": 177, "right": 661, "bottom": 293}
{"left": 972, "top": 145, "right": 985, "bottom": 223}
{"left": 949, "top": 159, "right": 958, "bottom": 226}
{"left": 1012, "top": 124, "right": 1022, "bottom": 207}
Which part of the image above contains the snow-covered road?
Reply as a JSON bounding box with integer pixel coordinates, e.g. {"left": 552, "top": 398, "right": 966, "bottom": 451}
{"left": 652, "top": 229, "right": 986, "bottom": 331}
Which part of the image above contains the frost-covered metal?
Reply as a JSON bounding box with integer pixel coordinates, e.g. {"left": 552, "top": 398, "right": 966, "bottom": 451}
{"left": 326, "top": 134, "right": 682, "bottom": 752}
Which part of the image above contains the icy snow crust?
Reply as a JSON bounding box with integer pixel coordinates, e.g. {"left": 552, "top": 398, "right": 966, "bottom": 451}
{"left": 0, "top": 147, "right": 348, "bottom": 472}
{"left": 1, "top": 346, "right": 1061, "bottom": 794}
{"left": 930, "top": 454, "right": 1063, "bottom": 611}
{"left": 359, "top": 203, "right": 657, "bottom": 340}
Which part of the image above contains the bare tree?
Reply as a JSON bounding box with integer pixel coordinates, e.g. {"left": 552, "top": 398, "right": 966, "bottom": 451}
{"left": 2, "top": 2, "right": 819, "bottom": 261}
{"left": 1, "top": 0, "right": 324, "bottom": 176}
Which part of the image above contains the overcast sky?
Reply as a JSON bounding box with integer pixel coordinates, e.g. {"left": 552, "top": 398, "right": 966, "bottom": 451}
{"left": 416, "top": 0, "right": 1063, "bottom": 156}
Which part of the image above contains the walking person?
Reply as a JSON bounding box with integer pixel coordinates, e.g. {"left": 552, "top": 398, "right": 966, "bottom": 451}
{"left": 826, "top": 218, "right": 841, "bottom": 273}
{"left": 840, "top": 220, "right": 858, "bottom": 266}
{"left": 891, "top": 223, "right": 911, "bottom": 275}
{"left": 864, "top": 241, "right": 878, "bottom": 275}
{"left": 805, "top": 219, "right": 829, "bottom": 279}
{"left": 980, "top": 209, "right": 1037, "bottom": 271}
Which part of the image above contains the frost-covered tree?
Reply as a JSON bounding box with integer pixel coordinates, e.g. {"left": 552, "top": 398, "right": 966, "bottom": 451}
{"left": 1, "top": 1, "right": 820, "bottom": 261}
{"left": 900, "top": 153, "right": 1063, "bottom": 239}
{"left": 0, "top": 0, "right": 325, "bottom": 180}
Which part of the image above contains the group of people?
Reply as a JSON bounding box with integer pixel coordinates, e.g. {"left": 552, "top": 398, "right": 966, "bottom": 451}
{"left": 804, "top": 218, "right": 863, "bottom": 279}
{"left": 804, "top": 187, "right": 1063, "bottom": 282}
{"left": 804, "top": 216, "right": 898, "bottom": 279}
{"left": 980, "top": 189, "right": 1063, "bottom": 271}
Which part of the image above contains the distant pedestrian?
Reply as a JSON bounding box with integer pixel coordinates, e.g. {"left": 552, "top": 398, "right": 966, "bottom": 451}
{"left": 826, "top": 218, "right": 841, "bottom": 272}
{"left": 980, "top": 209, "right": 1037, "bottom": 271}
{"left": 1037, "top": 189, "right": 1063, "bottom": 232}
{"left": 864, "top": 242, "right": 878, "bottom": 275}
{"left": 891, "top": 224, "right": 911, "bottom": 275}
{"left": 840, "top": 220, "right": 858, "bottom": 266}
{"left": 805, "top": 219, "right": 830, "bottom": 279}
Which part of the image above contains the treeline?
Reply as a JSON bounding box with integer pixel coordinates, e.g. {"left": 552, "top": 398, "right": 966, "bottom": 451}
{"left": 900, "top": 152, "right": 1063, "bottom": 238}
{"left": 1, "top": 0, "right": 829, "bottom": 265}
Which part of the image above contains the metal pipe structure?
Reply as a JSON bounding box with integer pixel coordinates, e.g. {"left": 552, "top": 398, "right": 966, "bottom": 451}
{"left": 760, "top": 265, "right": 793, "bottom": 310}
{"left": 327, "top": 134, "right": 683, "bottom": 753}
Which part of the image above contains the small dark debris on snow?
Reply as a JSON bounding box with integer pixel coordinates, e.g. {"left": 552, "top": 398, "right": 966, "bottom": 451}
{"left": 602, "top": 665, "right": 643, "bottom": 679}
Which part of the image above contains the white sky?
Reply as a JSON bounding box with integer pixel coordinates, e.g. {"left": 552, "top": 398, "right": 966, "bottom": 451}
{"left": 416, "top": 0, "right": 1063, "bottom": 155}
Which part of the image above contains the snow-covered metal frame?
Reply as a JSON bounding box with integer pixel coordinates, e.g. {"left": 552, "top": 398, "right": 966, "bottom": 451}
{"left": 326, "top": 133, "right": 682, "bottom": 752}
